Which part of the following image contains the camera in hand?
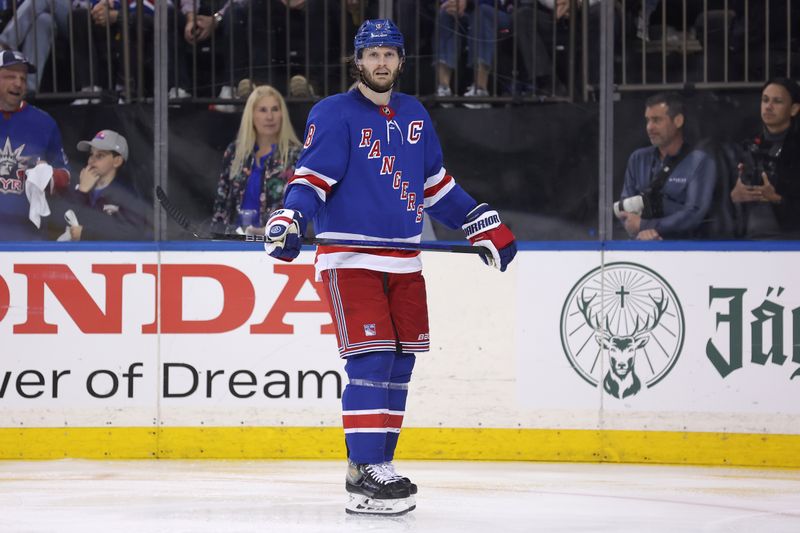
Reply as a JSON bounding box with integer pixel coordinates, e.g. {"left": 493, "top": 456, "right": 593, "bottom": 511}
{"left": 741, "top": 136, "right": 782, "bottom": 186}
{"left": 613, "top": 189, "right": 663, "bottom": 219}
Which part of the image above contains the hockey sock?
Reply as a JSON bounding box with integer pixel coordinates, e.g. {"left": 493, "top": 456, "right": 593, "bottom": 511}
{"left": 342, "top": 351, "right": 396, "bottom": 465}
{"left": 384, "top": 354, "right": 416, "bottom": 462}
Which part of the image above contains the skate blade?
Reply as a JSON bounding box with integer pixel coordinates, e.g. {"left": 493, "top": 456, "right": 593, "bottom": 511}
{"left": 345, "top": 493, "right": 416, "bottom": 516}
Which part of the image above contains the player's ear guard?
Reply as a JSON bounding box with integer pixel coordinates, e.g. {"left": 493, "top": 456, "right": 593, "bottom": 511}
{"left": 462, "top": 203, "right": 517, "bottom": 272}
{"left": 265, "top": 209, "right": 307, "bottom": 262}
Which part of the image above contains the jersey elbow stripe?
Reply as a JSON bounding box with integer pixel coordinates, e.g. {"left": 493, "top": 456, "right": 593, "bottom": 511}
{"left": 423, "top": 168, "right": 447, "bottom": 189}
{"left": 292, "top": 166, "right": 337, "bottom": 188}
{"left": 423, "top": 169, "right": 450, "bottom": 194}
{"left": 288, "top": 178, "right": 329, "bottom": 202}
{"left": 290, "top": 169, "right": 336, "bottom": 202}
{"left": 424, "top": 176, "right": 455, "bottom": 208}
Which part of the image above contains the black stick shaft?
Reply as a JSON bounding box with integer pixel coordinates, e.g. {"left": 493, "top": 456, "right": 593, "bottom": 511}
{"left": 155, "top": 186, "right": 488, "bottom": 258}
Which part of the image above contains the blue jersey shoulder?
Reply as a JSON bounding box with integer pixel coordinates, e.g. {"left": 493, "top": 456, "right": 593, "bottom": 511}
{"left": 307, "top": 91, "right": 360, "bottom": 119}
{"left": 21, "top": 103, "right": 59, "bottom": 128}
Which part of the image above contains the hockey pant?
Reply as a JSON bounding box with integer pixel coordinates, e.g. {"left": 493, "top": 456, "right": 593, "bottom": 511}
{"left": 342, "top": 351, "right": 416, "bottom": 465}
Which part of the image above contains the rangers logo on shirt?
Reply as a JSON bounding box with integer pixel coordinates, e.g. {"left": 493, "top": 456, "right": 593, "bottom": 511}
{"left": 0, "top": 137, "right": 27, "bottom": 195}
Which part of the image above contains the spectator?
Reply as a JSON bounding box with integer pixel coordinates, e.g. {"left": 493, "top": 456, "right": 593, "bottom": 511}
{"left": 728, "top": 0, "right": 799, "bottom": 81}
{"left": 0, "top": 49, "right": 70, "bottom": 240}
{"left": 175, "top": 1, "right": 369, "bottom": 101}
{"left": 68, "top": 0, "right": 126, "bottom": 103}
{"left": 265, "top": 0, "right": 344, "bottom": 96}
{"left": 515, "top": 0, "right": 604, "bottom": 96}
{"left": 1, "top": 1, "right": 189, "bottom": 101}
{"left": 211, "top": 84, "right": 301, "bottom": 233}
{"left": 616, "top": 92, "right": 717, "bottom": 240}
{"left": 393, "top": 0, "right": 437, "bottom": 95}
{"left": 0, "top": 0, "right": 58, "bottom": 93}
{"left": 435, "top": 0, "right": 512, "bottom": 108}
{"left": 635, "top": 0, "right": 660, "bottom": 41}
{"left": 70, "top": 1, "right": 188, "bottom": 103}
{"left": 175, "top": 0, "right": 266, "bottom": 105}
{"left": 61, "top": 129, "right": 152, "bottom": 240}
{"left": 730, "top": 78, "right": 800, "bottom": 239}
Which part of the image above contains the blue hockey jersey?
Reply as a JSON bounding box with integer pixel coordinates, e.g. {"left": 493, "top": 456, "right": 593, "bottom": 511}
{"left": 284, "top": 88, "right": 476, "bottom": 275}
{"left": 0, "top": 102, "right": 70, "bottom": 240}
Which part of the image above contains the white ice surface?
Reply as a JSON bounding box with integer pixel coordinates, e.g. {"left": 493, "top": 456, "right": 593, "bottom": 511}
{"left": 1, "top": 460, "right": 798, "bottom": 533}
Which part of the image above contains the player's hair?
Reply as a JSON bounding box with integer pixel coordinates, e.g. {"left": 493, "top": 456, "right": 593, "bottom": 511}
{"left": 231, "top": 85, "right": 301, "bottom": 178}
{"left": 347, "top": 53, "right": 405, "bottom": 88}
{"left": 348, "top": 54, "right": 360, "bottom": 83}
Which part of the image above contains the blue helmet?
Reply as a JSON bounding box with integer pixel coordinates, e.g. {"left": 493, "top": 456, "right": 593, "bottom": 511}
{"left": 353, "top": 19, "right": 405, "bottom": 58}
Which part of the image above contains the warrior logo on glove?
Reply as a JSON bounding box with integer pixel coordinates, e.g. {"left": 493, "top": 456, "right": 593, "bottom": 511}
{"left": 462, "top": 203, "right": 517, "bottom": 272}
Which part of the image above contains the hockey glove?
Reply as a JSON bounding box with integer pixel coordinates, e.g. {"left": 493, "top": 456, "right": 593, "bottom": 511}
{"left": 462, "top": 203, "right": 517, "bottom": 272}
{"left": 265, "top": 209, "right": 306, "bottom": 262}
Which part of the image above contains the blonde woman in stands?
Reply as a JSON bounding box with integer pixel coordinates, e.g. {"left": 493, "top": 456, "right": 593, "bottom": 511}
{"left": 211, "top": 84, "right": 302, "bottom": 234}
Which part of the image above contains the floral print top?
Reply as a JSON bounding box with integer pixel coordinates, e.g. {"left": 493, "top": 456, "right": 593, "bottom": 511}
{"left": 211, "top": 140, "right": 301, "bottom": 230}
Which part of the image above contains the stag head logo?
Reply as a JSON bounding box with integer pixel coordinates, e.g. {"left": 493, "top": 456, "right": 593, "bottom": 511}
{"left": 560, "top": 262, "right": 685, "bottom": 398}
{"left": 577, "top": 289, "right": 668, "bottom": 398}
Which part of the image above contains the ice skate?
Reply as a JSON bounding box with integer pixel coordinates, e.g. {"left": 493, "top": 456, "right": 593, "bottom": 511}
{"left": 345, "top": 461, "right": 416, "bottom": 516}
{"left": 382, "top": 461, "right": 418, "bottom": 495}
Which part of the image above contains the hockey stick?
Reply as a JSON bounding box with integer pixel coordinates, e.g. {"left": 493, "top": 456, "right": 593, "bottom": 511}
{"left": 155, "top": 186, "right": 489, "bottom": 258}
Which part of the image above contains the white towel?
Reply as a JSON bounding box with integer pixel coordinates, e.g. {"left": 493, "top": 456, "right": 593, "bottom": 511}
{"left": 24, "top": 163, "right": 54, "bottom": 229}
{"left": 57, "top": 210, "right": 80, "bottom": 242}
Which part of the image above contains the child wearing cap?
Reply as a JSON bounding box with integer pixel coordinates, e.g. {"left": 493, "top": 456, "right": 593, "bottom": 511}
{"left": 62, "top": 129, "right": 152, "bottom": 241}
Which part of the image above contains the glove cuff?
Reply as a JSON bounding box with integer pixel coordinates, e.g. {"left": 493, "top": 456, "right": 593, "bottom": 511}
{"left": 470, "top": 224, "right": 515, "bottom": 249}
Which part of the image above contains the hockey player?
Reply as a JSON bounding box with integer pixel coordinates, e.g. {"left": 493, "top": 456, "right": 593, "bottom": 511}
{"left": 264, "top": 19, "right": 517, "bottom": 516}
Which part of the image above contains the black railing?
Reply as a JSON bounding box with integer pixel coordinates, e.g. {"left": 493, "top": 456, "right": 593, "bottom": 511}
{"left": 4, "top": 1, "right": 793, "bottom": 106}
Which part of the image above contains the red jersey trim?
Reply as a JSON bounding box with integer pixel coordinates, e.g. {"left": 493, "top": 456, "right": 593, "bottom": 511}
{"left": 318, "top": 245, "right": 420, "bottom": 258}
{"left": 423, "top": 173, "right": 453, "bottom": 198}
{"left": 289, "top": 172, "right": 333, "bottom": 194}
